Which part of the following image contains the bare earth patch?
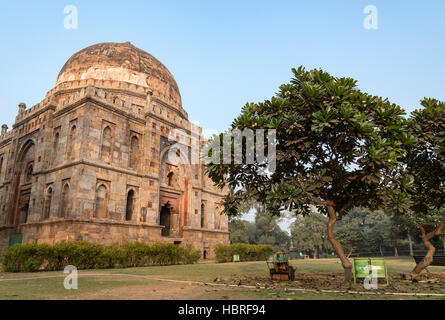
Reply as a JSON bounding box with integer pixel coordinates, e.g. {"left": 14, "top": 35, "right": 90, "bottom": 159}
{"left": 72, "top": 282, "right": 209, "bottom": 300}
{"left": 219, "top": 272, "right": 445, "bottom": 294}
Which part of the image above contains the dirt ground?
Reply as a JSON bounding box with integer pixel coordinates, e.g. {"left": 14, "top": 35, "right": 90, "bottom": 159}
{"left": 219, "top": 271, "right": 445, "bottom": 294}
{"left": 73, "top": 282, "right": 210, "bottom": 300}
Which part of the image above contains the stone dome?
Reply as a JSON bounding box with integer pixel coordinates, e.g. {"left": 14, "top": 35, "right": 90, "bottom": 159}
{"left": 56, "top": 42, "right": 182, "bottom": 109}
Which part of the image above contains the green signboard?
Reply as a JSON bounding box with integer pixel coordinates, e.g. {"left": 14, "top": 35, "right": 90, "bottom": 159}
{"left": 8, "top": 233, "right": 23, "bottom": 247}
{"left": 352, "top": 258, "right": 389, "bottom": 285}
{"left": 233, "top": 254, "right": 240, "bottom": 262}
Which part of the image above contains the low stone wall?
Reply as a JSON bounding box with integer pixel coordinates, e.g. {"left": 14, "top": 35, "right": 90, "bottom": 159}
{"left": 183, "top": 227, "right": 230, "bottom": 259}
{"left": 21, "top": 219, "right": 165, "bottom": 246}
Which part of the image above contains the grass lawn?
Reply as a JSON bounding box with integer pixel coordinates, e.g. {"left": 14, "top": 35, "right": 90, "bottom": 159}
{"left": 0, "top": 257, "right": 444, "bottom": 300}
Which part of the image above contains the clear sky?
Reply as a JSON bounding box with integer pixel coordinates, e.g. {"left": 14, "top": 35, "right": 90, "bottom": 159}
{"left": 1, "top": 0, "right": 444, "bottom": 135}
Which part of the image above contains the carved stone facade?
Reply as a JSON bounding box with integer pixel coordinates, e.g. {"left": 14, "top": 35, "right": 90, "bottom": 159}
{"left": 0, "top": 42, "right": 229, "bottom": 256}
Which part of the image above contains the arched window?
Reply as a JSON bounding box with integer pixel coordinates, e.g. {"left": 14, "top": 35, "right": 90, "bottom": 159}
{"left": 167, "top": 172, "right": 174, "bottom": 186}
{"left": 43, "top": 187, "right": 52, "bottom": 219}
{"left": 66, "top": 125, "right": 76, "bottom": 159}
{"left": 126, "top": 189, "right": 135, "bottom": 221}
{"left": 101, "top": 126, "right": 112, "bottom": 162}
{"left": 95, "top": 184, "right": 108, "bottom": 218}
{"left": 129, "top": 136, "right": 139, "bottom": 169}
{"left": 25, "top": 164, "right": 33, "bottom": 182}
{"left": 52, "top": 132, "right": 59, "bottom": 164}
{"left": 60, "top": 183, "right": 70, "bottom": 218}
{"left": 200, "top": 203, "right": 206, "bottom": 228}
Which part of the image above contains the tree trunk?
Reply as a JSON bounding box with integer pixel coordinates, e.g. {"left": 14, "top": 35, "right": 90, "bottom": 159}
{"left": 313, "top": 248, "right": 318, "bottom": 259}
{"left": 394, "top": 247, "right": 398, "bottom": 257}
{"left": 379, "top": 244, "right": 383, "bottom": 257}
{"left": 326, "top": 205, "right": 353, "bottom": 285}
{"left": 411, "top": 222, "right": 445, "bottom": 277}
{"left": 408, "top": 234, "right": 414, "bottom": 256}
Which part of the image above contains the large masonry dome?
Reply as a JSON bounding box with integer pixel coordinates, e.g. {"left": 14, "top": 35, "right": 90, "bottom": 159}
{"left": 56, "top": 41, "right": 182, "bottom": 110}
{"left": 0, "top": 41, "right": 229, "bottom": 255}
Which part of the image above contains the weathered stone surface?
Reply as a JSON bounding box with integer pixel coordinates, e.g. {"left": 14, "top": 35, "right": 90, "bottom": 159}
{"left": 0, "top": 42, "right": 229, "bottom": 257}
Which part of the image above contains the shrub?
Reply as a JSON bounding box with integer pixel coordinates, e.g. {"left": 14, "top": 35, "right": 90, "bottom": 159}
{"left": 23, "top": 258, "right": 38, "bottom": 272}
{"left": 1, "top": 243, "right": 51, "bottom": 272}
{"left": 214, "top": 243, "right": 274, "bottom": 263}
{"left": 1, "top": 241, "right": 201, "bottom": 272}
{"left": 100, "top": 245, "right": 127, "bottom": 268}
{"left": 181, "top": 245, "right": 202, "bottom": 265}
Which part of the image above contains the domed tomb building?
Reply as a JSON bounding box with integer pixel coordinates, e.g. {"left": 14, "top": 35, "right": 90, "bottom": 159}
{"left": 0, "top": 42, "right": 229, "bottom": 256}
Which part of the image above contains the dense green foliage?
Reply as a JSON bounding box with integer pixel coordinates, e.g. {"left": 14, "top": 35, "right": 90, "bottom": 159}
{"left": 334, "top": 208, "right": 410, "bottom": 256}
{"left": 214, "top": 243, "right": 274, "bottom": 263}
{"left": 206, "top": 66, "right": 416, "bottom": 279}
{"left": 1, "top": 241, "right": 201, "bottom": 272}
{"left": 402, "top": 99, "right": 445, "bottom": 230}
{"left": 207, "top": 66, "right": 414, "bottom": 218}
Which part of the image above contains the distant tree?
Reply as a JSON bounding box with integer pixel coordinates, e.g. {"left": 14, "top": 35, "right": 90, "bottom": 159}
{"left": 387, "top": 214, "right": 410, "bottom": 256}
{"left": 229, "top": 219, "right": 249, "bottom": 243}
{"left": 254, "top": 204, "right": 290, "bottom": 251}
{"left": 366, "top": 216, "right": 392, "bottom": 256}
{"left": 207, "top": 67, "right": 414, "bottom": 284}
{"left": 333, "top": 207, "right": 408, "bottom": 256}
{"left": 228, "top": 203, "right": 290, "bottom": 251}
{"left": 290, "top": 211, "right": 330, "bottom": 258}
{"left": 335, "top": 224, "right": 365, "bottom": 258}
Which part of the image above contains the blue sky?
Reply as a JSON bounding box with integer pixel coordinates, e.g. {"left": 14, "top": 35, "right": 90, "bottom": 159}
{"left": 0, "top": 0, "right": 444, "bottom": 135}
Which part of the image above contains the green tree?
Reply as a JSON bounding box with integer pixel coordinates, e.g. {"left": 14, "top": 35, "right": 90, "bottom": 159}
{"left": 207, "top": 67, "right": 414, "bottom": 283}
{"left": 403, "top": 98, "right": 445, "bottom": 277}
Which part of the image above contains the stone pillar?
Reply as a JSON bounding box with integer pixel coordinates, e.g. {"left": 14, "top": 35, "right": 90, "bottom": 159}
{"left": 1, "top": 124, "right": 7, "bottom": 136}
{"left": 146, "top": 91, "right": 153, "bottom": 114}
{"left": 18, "top": 103, "right": 26, "bottom": 115}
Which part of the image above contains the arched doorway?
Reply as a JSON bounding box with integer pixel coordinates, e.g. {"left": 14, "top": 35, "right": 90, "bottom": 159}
{"left": 11, "top": 140, "right": 35, "bottom": 229}
{"left": 126, "top": 189, "right": 135, "bottom": 221}
{"left": 160, "top": 202, "right": 172, "bottom": 237}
